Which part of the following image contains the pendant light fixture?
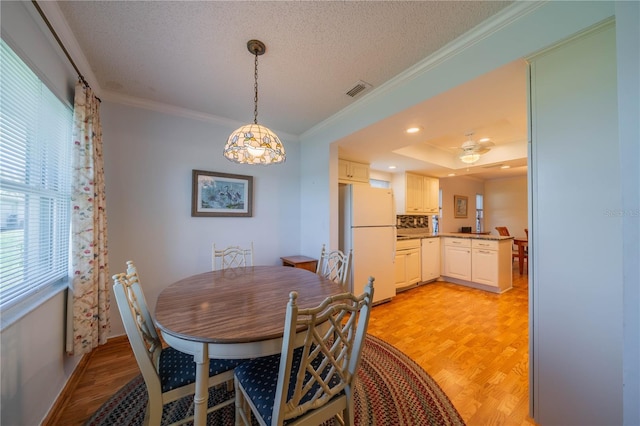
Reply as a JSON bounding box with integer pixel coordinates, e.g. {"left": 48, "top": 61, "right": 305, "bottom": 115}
{"left": 224, "top": 40, "right": 286, "bottom": 165}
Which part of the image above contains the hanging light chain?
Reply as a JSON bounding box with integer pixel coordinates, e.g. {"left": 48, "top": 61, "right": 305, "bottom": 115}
{"left": 253, "top": 50, "right": 259, "bottom": 125}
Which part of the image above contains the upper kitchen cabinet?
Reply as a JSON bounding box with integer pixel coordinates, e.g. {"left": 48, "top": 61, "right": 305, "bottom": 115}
{"left": 393, "top": 173, "right": 439, "bottom": 215}
{"left": 338, "top": 159, "right": 370, "bottom": 184}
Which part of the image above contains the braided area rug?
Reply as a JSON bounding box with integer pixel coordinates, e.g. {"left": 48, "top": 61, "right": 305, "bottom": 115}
{"left": 85, "top": 335, "right": 465, "bottom": 426}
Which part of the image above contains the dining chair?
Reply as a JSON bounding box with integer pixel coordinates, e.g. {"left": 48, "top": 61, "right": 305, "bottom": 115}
{"left": 316, "top": 244, "right": 352, "bottom": 286}
{"left": 495, "top": 226, "right": 520, "bottom": 262}
{"left": 113, "top": 261, "right": 243, "bottom": 426}
{"left": 212, "top": 242, "right": 254, "bottom": 270}
{"left": 495, "top": 226, "right": 510, "bottom": 237}
{"left": 234, "top": 277, "right": 375, "bottom": 426}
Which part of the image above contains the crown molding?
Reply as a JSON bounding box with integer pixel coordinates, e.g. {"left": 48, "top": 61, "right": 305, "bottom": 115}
{"left": 33, "top": 1, "right": 297, "bottom": 142}
{"left": 301, "top": 1, "right": 545, "bottom": 141}
{"left": 36, "top": 0, "right": 540, "bottom": 143}
{"left": 101, "top": 90, "right": 298, "bottom": 141}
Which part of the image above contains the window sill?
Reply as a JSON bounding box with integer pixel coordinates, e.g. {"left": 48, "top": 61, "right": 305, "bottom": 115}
{"left": 0, "top": 277, "right": 69, "bottom": 332}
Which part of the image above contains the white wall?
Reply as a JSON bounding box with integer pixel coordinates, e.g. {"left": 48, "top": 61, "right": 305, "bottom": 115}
{"left": 484, "top": 176, "right": 528, "bottom": 237}
{"left": 616, "top": 3, "right": 640, "bottom": 422}
{"left": 102, "top": 102, "right": 302, "bottom": 337}
{"left": 438, "top": 176, "right": 484, "bottom": 233}
{"left": 529, "top": 22, "right": 622, "bottom": 425}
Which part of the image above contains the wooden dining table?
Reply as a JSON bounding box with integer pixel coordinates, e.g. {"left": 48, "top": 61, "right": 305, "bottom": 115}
{"left": 514, "top": 237, "right": 528, "bottom": 274}
{"left": 154, "top": 265, "right": 346, "bottom": 426}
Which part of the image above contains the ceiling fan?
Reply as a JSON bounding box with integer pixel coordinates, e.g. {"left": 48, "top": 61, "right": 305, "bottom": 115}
{"left": 457, "top": 132, "right": 495, "bottom": 164}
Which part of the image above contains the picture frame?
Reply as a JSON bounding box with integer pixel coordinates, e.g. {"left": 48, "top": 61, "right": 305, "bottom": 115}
{"left": 454, "top": 195, "right": 468, "bottom": 218}
{"left": 191, "top": 170, "right": 253, "bottom": 217}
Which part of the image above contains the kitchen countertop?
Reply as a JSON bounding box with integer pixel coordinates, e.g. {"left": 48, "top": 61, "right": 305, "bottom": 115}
{"left": 438, "top": 232, "right": 513, "bottom": 241}
{"left": 396, "top": 231, "right": 513, "bottom": 241}
{"left": 396, "top": 228, "right": 438, "bottom": 240}
{"left": 397, "top": 233, "right": 438, "bottom": 240}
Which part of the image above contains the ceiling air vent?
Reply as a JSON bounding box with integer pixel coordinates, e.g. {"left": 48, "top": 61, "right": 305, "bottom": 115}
{"left": 345, "top": 80, "right": 372, "bottom": 98}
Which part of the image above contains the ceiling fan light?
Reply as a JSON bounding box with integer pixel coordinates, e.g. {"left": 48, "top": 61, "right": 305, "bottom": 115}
{"left": 460, "top": 152, "right": 481, "bottom": 164}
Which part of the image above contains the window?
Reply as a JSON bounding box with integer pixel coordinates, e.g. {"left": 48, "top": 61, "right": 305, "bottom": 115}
{"left": 432, "top": 189, "right": 442, "bottom": 233}
{"left": 476, "top": 193, "right": 484, "bottom": 232}
{"left": 0, "top": 40, "right": 73, "bottom": 312}
{"left": 369, "top": 178, "right": 390, "bottom": 189}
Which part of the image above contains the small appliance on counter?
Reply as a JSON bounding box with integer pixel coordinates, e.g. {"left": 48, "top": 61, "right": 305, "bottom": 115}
{"left": 460, "top": 226, "right": 472, "bottom": 233}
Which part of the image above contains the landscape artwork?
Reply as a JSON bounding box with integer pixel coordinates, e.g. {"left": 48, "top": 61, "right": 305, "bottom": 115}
{"left": 191, "top": 170, "right": 253, "bottom": 217}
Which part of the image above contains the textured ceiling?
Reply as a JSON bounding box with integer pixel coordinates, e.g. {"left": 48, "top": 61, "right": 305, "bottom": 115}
{"left": 54, "top": 0, "right": 526, "bottom": 179}
{"left": 56, "top": 1, "right": 512, "bottom": 134}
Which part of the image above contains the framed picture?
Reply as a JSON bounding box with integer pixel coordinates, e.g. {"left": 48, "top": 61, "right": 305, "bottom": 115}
{"left": 454, "top": 195, "right": 468, "bottom": 218}
{"left": 191, "top": 170, "right": 253, "bottom": 217}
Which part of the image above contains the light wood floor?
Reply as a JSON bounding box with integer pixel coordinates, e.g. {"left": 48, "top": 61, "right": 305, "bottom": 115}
{"left": 46, "top": 263, "right": 535, "bottom": 426}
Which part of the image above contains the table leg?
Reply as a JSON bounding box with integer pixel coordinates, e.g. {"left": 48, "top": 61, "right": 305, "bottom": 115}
{"left": 193, "top": 344, "right": 209, "bottom": 426}
{"left": 518, "top": 244, "right": 525, "bottom": 275}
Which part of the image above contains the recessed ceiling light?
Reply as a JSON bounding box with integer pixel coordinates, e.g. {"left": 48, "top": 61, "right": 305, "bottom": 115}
{"left": 501, "top": 165, "right": 511, "bottom": 169}
{"left": 388, "top": 165, "right": 397, "bottom": 169}
{"left": 448, "top": 173, "right": 456, "bottom": 176}
{"left": 406, "top": 127, "right": 421, "bottom": 134}
{"left": 479, "top": 137, "right": 491, "bottom": 142}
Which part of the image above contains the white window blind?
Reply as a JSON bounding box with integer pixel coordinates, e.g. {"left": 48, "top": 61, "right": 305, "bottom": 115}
{"left": 0, "top": 40, "right": 73, "bottom": 311}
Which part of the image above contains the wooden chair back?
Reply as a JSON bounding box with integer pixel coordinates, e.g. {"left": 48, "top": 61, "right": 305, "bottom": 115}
{"left": 316, "top": 244, "right": 352, "bottom": 286}
{"left": 112, "top": 262, "right": 166, "bottom": 424}
{"left": 113, "top": 262, "right": 162, "bottom": 382}
{"left": 495, "top": 226, "right": 511, "bottom": 236}
{"left": 212, "top": 242, "right": 254, "bottom": 270}
{"left": 495, "top": 226, "right": 523, "bottom": 261}
{"left": 272, "top": 278, "right": 375, "bottom": 424}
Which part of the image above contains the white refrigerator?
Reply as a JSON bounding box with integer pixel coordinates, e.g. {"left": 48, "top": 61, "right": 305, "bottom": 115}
{"left": 339, "top": 184, "right": 396, "bottom": 304}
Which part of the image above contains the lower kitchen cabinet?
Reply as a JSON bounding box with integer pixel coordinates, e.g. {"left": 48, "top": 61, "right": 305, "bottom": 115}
{"left": 395, "top": 239, "right": 421, "bottom": 289}
{"left": 471, "top": 239, "right": 512, "bottom": 291}
{"left": 441, "top": 237, "right": 512, "bottom": 293}
{"left": 442, "top": 239, "right": 471, "bottom": 281}
{"left": 471, "top": 247, "right": 498, "bottom": 285}
{"left": 421, "top": 237, "right": 440, "bottom": 282}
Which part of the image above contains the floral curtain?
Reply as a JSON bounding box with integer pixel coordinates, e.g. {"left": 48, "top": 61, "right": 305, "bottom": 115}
{"left": 66, "top": 81, "right": 110, "bottom": 356}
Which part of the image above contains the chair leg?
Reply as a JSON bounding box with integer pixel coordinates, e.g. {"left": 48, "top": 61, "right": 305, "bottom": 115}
{"left": 145, "top": 395, "right": 162, "bottom": 426}
{"left": 234, "top": 379, "right": 251, "bottom": 426}
{"left": 342, "top": 390, "right": 355, "bottom": 426}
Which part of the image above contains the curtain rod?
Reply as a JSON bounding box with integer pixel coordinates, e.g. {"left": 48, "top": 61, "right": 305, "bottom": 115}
{"left": 31, "top": 0, "right": 101, "bottom": 102}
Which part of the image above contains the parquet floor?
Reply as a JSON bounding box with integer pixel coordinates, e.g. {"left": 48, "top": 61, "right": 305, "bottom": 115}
{"left": 367, "top": 265, "right": 534, "bottom": 426}
{"left": 46, "top": 263, "right": 535, "bottom": 426}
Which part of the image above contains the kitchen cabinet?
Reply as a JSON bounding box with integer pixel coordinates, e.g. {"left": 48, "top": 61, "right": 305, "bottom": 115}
{"left": 421, "top": 237, "right": 440, "bottom": 282}
{"left": 471, "top": 246, "right": 498, "bottom": 285}
{"left": 441, "top": 236, "right": 513, "bottom": 293}
{"left": 393, "top": 173, "right": 439, "bottom": 214}
{"left": 471, "top": 239, "right": 512, "bottom": 291}
{"left": 395, "top": 239, "right": 421, "bottom": 289}
{"left": 442, "top": 238, "right": 471, "bottom": 281}
{"left": 338, "top": 159, "right": 370, "bottom": 184}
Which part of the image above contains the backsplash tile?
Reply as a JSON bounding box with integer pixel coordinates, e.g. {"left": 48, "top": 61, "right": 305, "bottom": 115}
{"left": 397, "top": 215, "right": 430, "bottom": 229}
